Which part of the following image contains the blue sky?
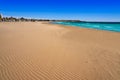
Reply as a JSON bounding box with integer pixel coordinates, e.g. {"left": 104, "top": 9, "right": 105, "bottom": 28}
{"left": 0, "top": 0, "right": 120, "bottom": 21}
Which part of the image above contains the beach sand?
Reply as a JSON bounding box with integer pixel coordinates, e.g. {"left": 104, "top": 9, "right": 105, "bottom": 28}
{"left": 0, "top": 22, "right": 120, "bottom": 80}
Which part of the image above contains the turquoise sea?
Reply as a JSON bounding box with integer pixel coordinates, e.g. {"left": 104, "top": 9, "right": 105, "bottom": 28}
{"left": 54, "top": 22, "right": 120, "bottom": 32}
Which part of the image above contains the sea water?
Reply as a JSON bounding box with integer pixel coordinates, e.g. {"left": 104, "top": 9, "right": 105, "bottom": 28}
{"left": 54, "top": 22, "right": 120, "bottom": 32}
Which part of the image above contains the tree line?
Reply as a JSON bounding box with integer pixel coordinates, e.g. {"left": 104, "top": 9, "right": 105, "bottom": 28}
{"left": 0, "top": 14, "right": 80, "bottom": 22}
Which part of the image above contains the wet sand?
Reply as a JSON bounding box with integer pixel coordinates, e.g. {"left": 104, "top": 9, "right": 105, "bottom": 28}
{"left": 0, "top": 22, "right": 120, "bottom": 80}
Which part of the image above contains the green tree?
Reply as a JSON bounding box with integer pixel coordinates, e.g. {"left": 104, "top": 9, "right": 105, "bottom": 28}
{"left": 0, "top": 14, "right": 2, "bottom": 21}
{"left": 20, "top": 17, "right": 25, "bottom": 21}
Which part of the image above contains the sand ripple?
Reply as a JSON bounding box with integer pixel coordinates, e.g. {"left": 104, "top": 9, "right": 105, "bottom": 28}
{"left": 0, "top": 22, "right": 120, "bottom": 80}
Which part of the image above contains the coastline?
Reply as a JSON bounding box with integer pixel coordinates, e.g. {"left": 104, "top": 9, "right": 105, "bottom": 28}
{"left": 52, "top": 21, "right": 120, "bottom": 32}
{"left": 51, "top": 21, "right": 120, "bottom": 33}
{"left": 0, "top": 22, "right": 120, "bottom": 80}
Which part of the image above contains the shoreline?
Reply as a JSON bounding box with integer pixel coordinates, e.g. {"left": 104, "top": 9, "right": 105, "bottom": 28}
{"left": 50, "top": 22, "right": 120, "bottom": 33}
{"left": 1, "top": 21, "right": 120, "bottom": 33}
{"left": 51, "top": 22, "right": 120, "bottom": 33}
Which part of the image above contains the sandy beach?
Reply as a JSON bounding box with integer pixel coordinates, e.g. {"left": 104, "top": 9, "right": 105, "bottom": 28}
{"left": 0, "top": 22, "right": 120, "bottom": 80}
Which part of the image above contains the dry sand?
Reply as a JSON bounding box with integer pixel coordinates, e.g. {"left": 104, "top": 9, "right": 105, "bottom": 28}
{"left": 0, "top": 22, "right": 120, "bottom": 80}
